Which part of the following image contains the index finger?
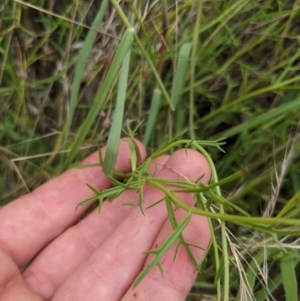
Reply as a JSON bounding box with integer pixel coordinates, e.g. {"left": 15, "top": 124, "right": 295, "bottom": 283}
{"left": 0, "top": 139, "right": 146, "bottom": 267}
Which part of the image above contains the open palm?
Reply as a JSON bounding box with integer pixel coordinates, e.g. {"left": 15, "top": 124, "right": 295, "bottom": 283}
{"left": 0, "top": 139, "right": 211, "bottom": 301}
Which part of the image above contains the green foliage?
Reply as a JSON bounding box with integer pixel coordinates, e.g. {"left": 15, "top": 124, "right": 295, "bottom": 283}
{"left": 133, "top": 213, "right": 192, "bottom": 288}
{"left": 1, "top": 0, "right": 300, "bottom": 300}
{"left": 280, "top": 252, "right": 299, "bottom": 301}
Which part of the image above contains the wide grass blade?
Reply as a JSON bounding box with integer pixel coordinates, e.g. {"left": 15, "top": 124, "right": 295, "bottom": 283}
{"left": 62, "top": 0, "right": 109, "bottom": 151}
{"left": 280, "top": 253, "right": 298, "bottom": 301}
{"left": 103, "top": 46, "right": 132, "bottom": 177}
{"left": 64, "top": 28, "right": 134, "bottom": 169}
{"left": 171, "top": 42, "right": 192, "bottom": 109}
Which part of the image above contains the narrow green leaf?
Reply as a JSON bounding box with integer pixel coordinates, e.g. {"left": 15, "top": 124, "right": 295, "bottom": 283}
{"left": 62, "top": 0, "right": 109, "bottom": 151}
{"left": 127, "top": 138, "right": 138, "bottom": 172}
{"left": 171, "top": 42, "right": 192, "bottom": 109}
{"left": 221, "top": 98, "right": 300, "bottom": 138}
{"left": 132, "top": 214, "right": 192, "bottom": 288}
{"left": 103, "top": 41, "right": 133, "bottom": 177}
{"left": 256, "top": 255, "right": 300, "bottom": 301}
{"left": 110, "top": 0, "right": 171, "bottom": 107}
{"left": 280, "top": 253, "right": 298, "bottom": 301}
{"left": 75, "top": 163, "right": 101, "bottom": 169}
{"left": 86, "top": 183, "right": 101, "bottom": 195}
{"left": 64, "top": 28, "right": 135, "bottom": 169}
{"left": 138, "top": 186, "right": 145, "bottom": 216}
{"left": 165, "top": 197, "right": 197, "bottom": 267}
{"left": 143, "top": 88, "right": 162, "bottom": 146}
{"left": 276, "top": 190, "right": 300, "bottom": 219}
{"left": 75, "top": 195, "right": 97, "bottom": 210}
{"left": 144, "top": 197, "right": 166, "bottom": 210}
{"left": 200, "top": 77, "right": 300, "bottom": 124}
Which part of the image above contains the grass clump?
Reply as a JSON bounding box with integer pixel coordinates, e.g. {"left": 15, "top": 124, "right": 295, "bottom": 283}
{"left": 1, "top": 0, "right": 300, "bottom": 300}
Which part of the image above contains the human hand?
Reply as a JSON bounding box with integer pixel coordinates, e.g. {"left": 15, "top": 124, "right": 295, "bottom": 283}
{"left": 0, "top": 139, "right": 211, "bottom": 301}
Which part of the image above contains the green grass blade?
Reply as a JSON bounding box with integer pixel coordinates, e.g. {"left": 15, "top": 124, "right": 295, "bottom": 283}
{"left": 142, "top": 88, "right": 162, "bottom": 146}
{"left": 171, "top": 42, "right": 192, "bottom": 109}
{"left": 110, "top": 0, "right": 170, "bottom": 108}
{"left": 64, "top": 28, "right": 134, "bottom": 169}
{"left": 62, "top": 0, "right": 109, "bottom": 150}
{"left": 103, "top": 47, "right": 132, "bottom": 177}
{"left": 276, "top": 190, "right": 300, "bottom": 219}
{"left": 219, "top": 97, "right": 300, "bottom": 138}
{"left": 280, "top": 253, "right": 298, "bottom": 301}
{"left": 255, "top": 256, "right": 300, "bottom": 301}
{"left": 198, "top": 74, "right": 300, "bottom": 124}
{"left": 190, "top": 1, "right": 202, "bottom": 140}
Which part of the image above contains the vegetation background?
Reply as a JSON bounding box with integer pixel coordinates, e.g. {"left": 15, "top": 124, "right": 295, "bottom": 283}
{"left": 1, "top": 0, "right": 300, "bottom": 300}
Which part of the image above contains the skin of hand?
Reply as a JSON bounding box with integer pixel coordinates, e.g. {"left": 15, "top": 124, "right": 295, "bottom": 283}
{"left": 0, "top": 138, "right": 211, "bottom": 301}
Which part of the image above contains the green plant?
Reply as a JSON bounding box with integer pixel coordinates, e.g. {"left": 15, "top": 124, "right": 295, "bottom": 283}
{"left": 1, "top": 0, "right": 300, "bottom": 300}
